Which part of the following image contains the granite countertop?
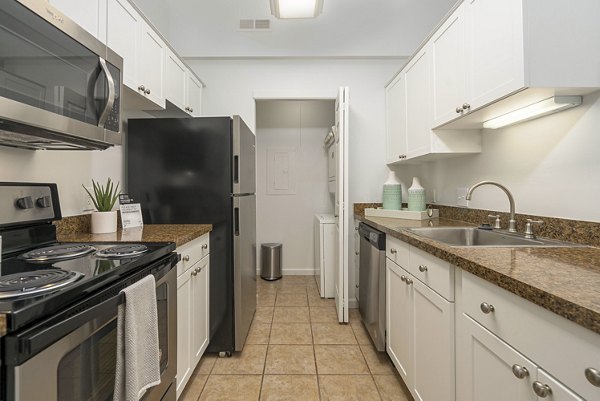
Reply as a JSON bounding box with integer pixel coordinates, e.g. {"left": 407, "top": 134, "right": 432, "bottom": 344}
{"left": 358, "top": 215, "right": 600, "bottom": 335}
{"left": 57, "top": 224, "right": 212, "bottom": 248}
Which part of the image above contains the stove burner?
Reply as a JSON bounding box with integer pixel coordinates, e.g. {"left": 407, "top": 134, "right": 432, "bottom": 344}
{"left": 0, "top": 269, "right": 84, "bottom": 299}
{"left": 19, "top": 244, "right": 96, "bottom": 262}
{"left": 95, "top": 244, "right": 149, "bottom": 259}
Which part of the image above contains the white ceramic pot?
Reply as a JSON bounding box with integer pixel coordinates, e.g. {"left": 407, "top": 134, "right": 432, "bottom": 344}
{"left": 91, "top": 211, "right": 118, "bottom": 234}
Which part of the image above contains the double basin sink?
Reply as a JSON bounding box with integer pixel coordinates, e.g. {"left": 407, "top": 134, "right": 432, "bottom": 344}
{"left": 409, "top": 227, "right": 582, "bottom": 248}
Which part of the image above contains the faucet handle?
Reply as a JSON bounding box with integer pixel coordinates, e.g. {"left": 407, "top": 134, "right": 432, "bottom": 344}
{"left": 524, "top": 219, "right": 544, "bottom": 239}
{"left": 487, "top": 214, "right": 501, "bottom": 229}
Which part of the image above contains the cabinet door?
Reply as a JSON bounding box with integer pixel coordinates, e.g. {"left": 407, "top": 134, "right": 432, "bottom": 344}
{"left": 386, "top": 259, "right": 413, "bottom": 386}
{"left": 431, "top": 4, "right": 466, "bottom": 126}
{"left": 464, "top": 0, "right": 524, "bottom": 111}
{"left": 385, "top": 73, "right": 407, "bottom": 164}
{"left": 535, "top": 370, "right": 585, "bottom": 401}
{"left": 49, "top": 0, "right": 107, "bottom": 43}
{"left": 412, "top": 278, "right": 455, "bottom": 401}
{"left": 139, "top": 21, "right": 166, "bottom": 107}
{"left": 185, "top": 71, "right": 203, "bottom": 117}
{"left": 165, "top": 49, "right": 187, "bottom": 111}
{"left": 457, "top": 314, "right": 537, "bottom": 401}
{"left": 106, "top": 0, "right": 141, "bottom": 89}
{"left": 404, "top": 47, "right": 432, "bottom": 159}
{"left": 191, "top": 257, "right": 210, "bottom": 367}
{"left": 176, "top": 266, "right": 193, "bottom": 398}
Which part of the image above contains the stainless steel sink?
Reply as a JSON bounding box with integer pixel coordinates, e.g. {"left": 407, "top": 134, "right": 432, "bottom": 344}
{"left": 408, "top": 227, "right": 583, "bottom": 248}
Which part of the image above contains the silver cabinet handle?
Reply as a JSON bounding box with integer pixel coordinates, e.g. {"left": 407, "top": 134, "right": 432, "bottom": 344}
{"left": 191, "top": 269, "right": 198, "bottom": 276}
{"left": 98, "top": 57, "right": 115, "bottom": 128}
{"left": 462, "top": 103, "right": 471, "bottom": 110}
{"left": 400, "top": 275, "right": 406, "bottom": 282}
{"left": 190, "top": 107, "right": 194, "bottom": 113}
{"left": 183, "top": 255, "right": 190, "bottom": 262}
{"left": 185, "top": 106, "right": 190, "bottom": 111}
{"left": 585, "top": 367, "right": 600, "bottom": 387}
{"left": 456, "top": 106, "right": 463, "bottom": 114}
{"left": 202, "top": 244, "right": 208, "bottom": 250}
{"left": 512, "top": 364, "right": 529, "bottom": 379}
{"left": 405, "top": 277, "right": 413, "bottom": 285}
{"left": 418, "top": 265, "right": 428, "bottom": 272}
{"left": 355, "top": 251, "right": 359, "bottom": 255}
{"left": 480, "top": 302, "right": 495, "bottom": 314}
{"left": 138, "top": 85, "right": 146, "bottom": 92}
{"left": 532, "top": 381, "right": 552, "bottom": 398}
{"left": 390, "top": 248, "right": 397, "bottom": 254}
{"left": 145, "top": 88, "right": 151, "bottom": 95}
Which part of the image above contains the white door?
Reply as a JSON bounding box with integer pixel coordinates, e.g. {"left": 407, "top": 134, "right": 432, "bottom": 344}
{"left": 457, "top": 314, "right": 537, "bottom": 401}
{"left": 176, "top": 266, "right": 193, "bottom": 398}
{"left": 106, "top": 0, "right": 141, "bottom": 89}
{"left": 49, "top": 0, "right": 107, "bottom": 42}
{"left": 334, "top": 86, "right": 349, "bottom": 323}
{"left": 139, "top": 21, "right": 166, "bottom": 107}
{"left": 191, "top": 257, "right": 210, "bottom": 366}
{"left": 404, "top": 47, "right": 432, "bottom": 159}
{"left": 186, "top": 72, "right": 203, "bottom": 117}
{"left": 385, "top": 73, "right": 407, "bottom": 164}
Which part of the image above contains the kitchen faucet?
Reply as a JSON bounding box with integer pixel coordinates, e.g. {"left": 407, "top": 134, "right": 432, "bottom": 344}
{"left": 465, "top": 181, "right": 517, "bottom": 233}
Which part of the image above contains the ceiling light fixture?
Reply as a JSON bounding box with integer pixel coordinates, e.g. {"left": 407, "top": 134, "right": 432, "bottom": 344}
{"left": 482, "top": 96, "right": 582, "bottom": 129}
{"left": 270, "top": 0, "right": 324, "bottom": 19}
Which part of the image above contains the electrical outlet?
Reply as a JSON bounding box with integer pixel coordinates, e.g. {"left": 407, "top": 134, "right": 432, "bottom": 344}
{"left": 82, "top": 186, "right": 94, "bottom": 212}
{"left": 457, "top": 187, "right": 469, "bottom": 207}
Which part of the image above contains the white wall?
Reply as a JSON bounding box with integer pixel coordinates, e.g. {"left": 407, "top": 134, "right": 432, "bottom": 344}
{"left": 256, "top": 100, "right": 334, "bottom": 274}
{"left": 186, "top": 57, "right": 404, "bottom": 301}
{"left": 409, "top": 91, "right": 600, "bottom": 223}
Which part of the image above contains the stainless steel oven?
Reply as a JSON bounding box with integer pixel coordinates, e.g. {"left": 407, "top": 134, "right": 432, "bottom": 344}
{"left": 0, "top": 0, "right": 122, "bottom": 150}
{"left": 4, "top": 254, "right": 177, "bottom": 401}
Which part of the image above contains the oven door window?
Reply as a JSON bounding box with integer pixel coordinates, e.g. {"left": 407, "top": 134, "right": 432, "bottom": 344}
{"left": 57, "top": 285, "right": 168, "bottom": 401}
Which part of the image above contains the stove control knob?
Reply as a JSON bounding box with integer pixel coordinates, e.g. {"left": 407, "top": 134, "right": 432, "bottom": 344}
{"left": 36, "top": 196, "right": 52, "bottom": 208}
{"left": 16, "top": 196, "right": 34, "bottom": 209}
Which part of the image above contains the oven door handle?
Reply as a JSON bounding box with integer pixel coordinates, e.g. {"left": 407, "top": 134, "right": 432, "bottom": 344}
{"left": 17, "top": 292, "right": 123, "bottom": 360}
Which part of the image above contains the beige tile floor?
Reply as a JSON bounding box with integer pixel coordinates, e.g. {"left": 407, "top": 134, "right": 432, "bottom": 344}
{"left": 180, "top": 275, "right": 414, "bottom": 401}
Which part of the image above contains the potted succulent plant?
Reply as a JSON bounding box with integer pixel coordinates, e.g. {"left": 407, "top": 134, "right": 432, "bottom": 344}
{"left": 83, "top": 178, "right": 120, "bottom": 234}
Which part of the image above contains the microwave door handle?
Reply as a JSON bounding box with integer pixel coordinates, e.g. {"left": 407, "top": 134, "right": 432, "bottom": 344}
{"left": 98, "top": 56, "right": 115, "bottom": 128}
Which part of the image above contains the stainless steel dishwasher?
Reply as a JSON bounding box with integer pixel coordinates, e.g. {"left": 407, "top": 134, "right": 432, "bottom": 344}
{"left": 358, "top": 222, "right": 386, "bottom": 351}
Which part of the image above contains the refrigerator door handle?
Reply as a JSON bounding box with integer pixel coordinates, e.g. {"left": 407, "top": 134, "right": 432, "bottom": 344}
{"left": 234, "top": 207, "right": 240, "bottom": 236}
{"left": 233, "top": 155, "right": 239, "bottom": 184}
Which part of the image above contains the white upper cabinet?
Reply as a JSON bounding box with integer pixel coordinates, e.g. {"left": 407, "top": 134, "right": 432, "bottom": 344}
{"left": 106, "top": 0, "right": 141, "bottom": 90}
{"left": 49, "top": 0, "right": 107, "bottom": 43}
{"left": 431, "top": 5, "right": 466, "bottom": 127}
{"left": 436, "top": 0, "right": 600, "bottom": 129}
{"left": 404, "top": 48, "right": 433, "bottom": 160}
{"left": 165, "top": 49, "right": 187, "bottom": 111}
{"left": 185, "top": 71, "right": 203, "bottom": 117}
{"left": 385, "top": 73, "right": 407, "bottom": 164}
{"left": 139, "top": 20, "right": 166, "bottom": 107}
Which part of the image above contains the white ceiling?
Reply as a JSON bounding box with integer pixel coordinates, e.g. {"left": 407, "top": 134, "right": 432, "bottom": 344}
{"left": 134, "top": 0, "right": 458, "bottom": 58}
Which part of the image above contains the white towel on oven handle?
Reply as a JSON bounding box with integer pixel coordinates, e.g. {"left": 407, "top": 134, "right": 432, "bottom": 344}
{"left": 113, "top": 274, "right": 161, "bottom": 401}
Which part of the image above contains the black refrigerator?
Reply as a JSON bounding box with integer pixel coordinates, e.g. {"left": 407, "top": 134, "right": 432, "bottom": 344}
{"left": 127, "top": 116, "right": 257, "bottom": 354}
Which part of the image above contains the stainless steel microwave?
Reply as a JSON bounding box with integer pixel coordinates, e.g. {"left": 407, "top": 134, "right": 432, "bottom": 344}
{"left": 0, "top": 0, "right": 123, "bottom": 150}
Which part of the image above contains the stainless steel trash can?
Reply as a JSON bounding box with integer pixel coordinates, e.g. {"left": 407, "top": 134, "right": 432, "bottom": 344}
{"left": 261, "top": 243, "right": 282, "bottom": 281}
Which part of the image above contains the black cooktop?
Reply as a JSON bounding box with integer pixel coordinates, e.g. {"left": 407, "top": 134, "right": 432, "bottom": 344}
{"left": 0, "top": 241, "right": 176, "bottom": 334}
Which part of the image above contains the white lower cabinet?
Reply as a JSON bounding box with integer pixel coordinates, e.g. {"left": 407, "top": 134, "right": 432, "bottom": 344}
{"left": 176, "top": 235, "right": 210, "bottom": 399}
{"left": 386, "top": 254, "right": 454, "bottom": 401}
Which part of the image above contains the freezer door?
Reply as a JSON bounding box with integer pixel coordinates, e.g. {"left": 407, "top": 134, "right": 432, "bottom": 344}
{"left": 232, "top": 116, "right": 256, "bottom": 195}
{"left": 233, "top": 194, "right": 257, "bottom": 351}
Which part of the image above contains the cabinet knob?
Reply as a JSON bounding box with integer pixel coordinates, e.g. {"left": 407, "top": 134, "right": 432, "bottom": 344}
{"left": 405, "top": 277, "right": 413, "bottom": 285}
{"left": 480, "top": 302, "right": 495, "bottom": 314}
{"left": 185, "top": 107, "right": 190, "bottom": 111}
{"left": 390, "top": 248, "right": 397, "bottom": 254}
{"left": 532, "top": 381, "right": 552, "bottom": 398}
{"left": 456, "top": 106, "right": 463, "bottom": 114}
{"left": 418, "top": 265, "right": 428, "bottom": 272}
{"left": 202, "top": 244, "right": 208, "bottom": 250}
{"left": 190, "top": 107, "right": 194, "bottom": 113}
{"left": 145, "top": 88, "right": 151, "bottom": 95}
{"left": 585, "top": 367, "right": 600, "bottom": 387}
{"left": 400, "top": 275, "right": 406, "bottom": 282}
{"left": 138, "top": 85, "right": 146, "bottom": 92}
{"left": 183, "top": 255, "right": 190, "bottom": 262}
{"left": 191, "top": 269, "right": 198, "bottom": 276}
{"left": 462, "top": 103, "right": 471, "bottom": 110}
{"left": 355, "top": 251, "right": 359, "bottom": 255}
{"left": 511, "top": 364, "right": 529, "bottom": 379}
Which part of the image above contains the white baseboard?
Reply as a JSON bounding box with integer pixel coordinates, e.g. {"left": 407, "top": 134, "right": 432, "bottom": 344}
{"left": 255, "top": 268, "right": 318, "bottom": 276}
